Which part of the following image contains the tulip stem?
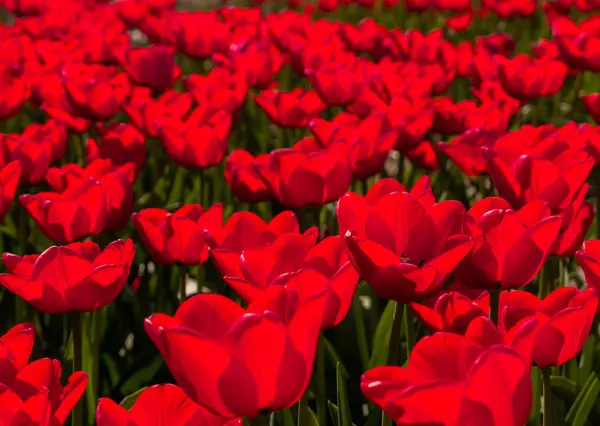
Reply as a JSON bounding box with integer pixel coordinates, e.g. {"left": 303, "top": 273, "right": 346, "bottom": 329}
{"left": 316, "top": 333, "right": 327, "bottom": 426}
{"left": 179, "top": 265, "right": 187, "bottom": 303}
{"left": 542, "top": 368, "right": 555, "bottom": 426}
{"left": 489, "top": 289, "right": 500, "bottom": 326}
{"left": 353, "top": 290, "right": 370, "bottom": 371}
{"left": 71, "top": 312, "right": 83, "bottom": 426}
{"left": 382, "top": 303, "right": 404, "bottom": 426}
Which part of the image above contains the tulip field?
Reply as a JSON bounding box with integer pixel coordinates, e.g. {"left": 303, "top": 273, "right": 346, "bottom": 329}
{"left": 5, "top": 0, "right": 600, "bottom": 425}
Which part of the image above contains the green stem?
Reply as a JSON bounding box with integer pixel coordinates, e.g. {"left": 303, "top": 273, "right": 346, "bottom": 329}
{"left": 489, "top": 289, "right": 500, "bottom": 326}
{"left": 387, "top": 302, "right": 404, "bottom": 366}
{"left": 542, "top": 368, "right": 555, "bottom": 426}
{"left": 397, "top": 152, "right": 406, "bottom": 184}
{"left": 71, "top": 312, "right": 84, "bottom": 426}
{"left": 353, "top": 289, "right": 370, "bottom": 371}
{"left": 404, "top": 304, "right": 416, "bottom": 359}
{"left": 316, "top": 333, "right": 327, "bottom": 426}
{"left": 179, "top": 265, "right": 187, "bottom": 304}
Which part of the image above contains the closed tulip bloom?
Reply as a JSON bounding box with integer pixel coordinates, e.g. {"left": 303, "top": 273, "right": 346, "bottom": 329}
{"left": 96, "top": 384, "right": 241, "bottom": 426}
{"left": 256, "top": 139, "right": 352, "bottom": 209}
{"left": 145, "top": 286, "right": 327, "bottom": 419}
{"left": 118, "top": 45, "right": 180, "bottom": 92}
{"left": 173, "top": 11, "right": 229, "bottom": 59}
{"left": 361, "top": 332, "right": 532, "bottom": 426}
{"left": 497, "top": 55, "right": 568, "bottom": 100}
{"left": 337, "top": 177, "right": 473, "bottom": 303}
{"left": 224, "top": 150, "right": 272, "bottom": 203}
{"left": 500, "top": 288, "right": 598, "bottom": 368}
{"left": 157, "top": 109, "right": 232, "bottom": 169}
{"left": 0, "top": 323, "right": 36, "bottom": 380}
{"left": 133, "top": 204, "right": 223, "bottom": 266}
{"left": 0, "top": 65, "right": 29, "bottom": 121}
{"left": 306, "top": 52, "right": 365, "bottom": 106}
{"left": 87, "top": 123, "right": 146, "bottom": 175}
{"left": 183, "top": 68, "right": 247, "bottom": 116}
{"left": 0, "top": 161, "right": 21, "bottom": 223}
{"left": 254, "top": 88, "right": 326, "bottom": 128}
{"left": 453, "top": 198, "right": 562, "bottom": 290}
{"left": 0, "top": 239, "right": 135, "bottom": 313}
{"left": 20, "top": 179, "right": 108, "bottom": 244}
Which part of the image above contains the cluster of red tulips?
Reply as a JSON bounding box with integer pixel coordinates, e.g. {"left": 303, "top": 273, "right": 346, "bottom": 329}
{"left": 3, "top": 0, "right": 600, "bottom": 424}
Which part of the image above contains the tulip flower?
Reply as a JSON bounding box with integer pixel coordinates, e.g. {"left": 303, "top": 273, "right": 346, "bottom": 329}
{"left": 453, "top": 198, "right": 562, "bottom": 290}
{"left": 20, "top": 178, "right": 108, "bottom": 244}
{"left": 222, "top": 235, "right": 359, "bottom": 329}
{"left": 124, "top": 87, "right": 193, "bottom": 138}
{"left": 337, "top": 176, "right": 473, "bottom": 303}
{"left": 254, "top": 88, "right": 326, "bottom": 128}
{"left": 0, "top": 161, "right": 21, "bottom": 223}
{"left": 133, "top": 204, "right": 223, "bottom": 266}
{"left": 0, "top": 120, "right": 68, "bottom": 185}
{"left": 0, "top": 65, "right": 29, "bottom": 121}
{"left": 0, "top": 239, "right": 135, "bottom": 313}
{"left": 118, "top": 45, "right": 180, "bottom": 92}
{"left": 96, "top": 384, "right": 242, "bottom": 426}
{"left": 183, "top": 68, "right": 247, "bottom": 116}
{"left": 224, "top": 150, "right": 272, "bottom": 203}
{"left": 581, "top": 93, "right": 600, "bottom": 124}
{"left": 145, "top": 286, "right": 327, "bottom": 419}
{"left": 576, "top": 240, "right": 600, "bottom": 301}
{"left": 255, "top": 139, "right": 352, "bottom": 209}
{"left": 382, "top": 97, "right": 434, "bottom": 152}
{"left": 173, "top": 11, "right": 229, "bottom": 59}
{"left": 157, "top": 109, "right": 232, "bottom": 169}
{"left": 205, "top": 210, "right": 318, "bottom": 276}
{"left": 500, "top": 288, "right": 598, "bottom": 367}
{"left": 361, "top": 332, "right": 532, "bottom": 425}
{"left": 87, "top": 123, "right": 146, "bottom": 175}
{"left": 45, "top": 160, "right": 135, "bottom": 233}
{"left": 0, "top": 323, "right": 36, "bottom": 380}
{"left": 437, "top": 127, "right": 498, "bottom": 176}
{"left": 306, "top": 51, "right": 365, "bottom": 106}
{"left": 497, "top": 55, "right": 568, "bottom": 100}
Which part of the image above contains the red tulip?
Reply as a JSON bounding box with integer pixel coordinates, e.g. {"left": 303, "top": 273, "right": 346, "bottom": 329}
{"left": 157, "top": 109, "right": 232, "bottom": 169}
{"left": 224, "top": 150, "right": 272, "bottom": 203}
{"left": 500, "top": 288, "right": 598, "bottom": 367}
{"left": 254, "top": 88, "right": 326, "bottom": 128}
{"left": 337, "top": 176, "right": 473, "bottom": 303}
{"left": 132, "top": 204, "right": 223, "bottom": 266}
{"left": 309, "top": 112, "right": 396, "bottom": 180}
{"left": 173, "top": 11, "right": 230, "bottom": 59}
{"left": 0, "top": 161, "right": 21, "bottom": 223}
{"left": 125, "top": 87, "right": 193, "bottom": 138}
{"left": 87, "top": 123, "right": 146, "bottom": 175}
{"left": 554, "top": 29, "right": 600, "bottom": 72}
{"left": 361, "top": 332, "right": 532, "bottom": 425}
{"left": 118, "top": 45, "right": 180, "bottom": 92}
{"left": 205, "top": 210, "right": 318, "bottom": 278}
{"left": 411, "top": 290, "right": 490, "bottom": 334}
{"left": 453, "top": 198, "right": 562, "bottom": 290}
{"left": 482, "top": 0, "right": 537, "bottom": 18}
{"left": 0, "top": 357, "right": 87, "bottom": 425}
{"left": 0, "top": 65, "right": 29, "bottom": 121}
{"left": 0, "top": 120, "right": 67, "bottom": 185}
{"left": 19, "top": 179, "right": 108, "bottom": 244}
{"left": 256, "top": 139, "right": 352, "bottom": 209}
{"left": 437, "top": 127, "right": 498, "bottom": 176}
{"left": 0, "top": 323, "right": 36, "bottom": 382}
{"left": 581, "top": 93, "right": 600, "bottom": 124}
{"left": 183, "top": 68, "right": 247, "bottom": 117}
{"left": 0, "top": 239, "right": 135, "bottom": 313}
{"left": 483, "top": 139, "right": 594, "bottom": 213}
{"left": 223, "top": 235, "right": 359, "bottom": 329}
{"left": 96, "top": 384, "right": 241, "bottom": 426}
{"left": 497, "top": 55, "right": 568, "bottom": 100}
{"left": 45, "top": 160, "right": 135, "bottom": 233}
{"left": 576, "top": 240, "right": 600, "bottom": 302}
{"left": 306, "top": 51, "right": 365, "bottom": 106}
{"left": 382, "top": 97, "right": 434, "bottom": 152}
{"left": 145, "top": 286, "right": 327, "bottom": 418}
{"left": 552, "top": 198, "right": 594, "bottom": 256}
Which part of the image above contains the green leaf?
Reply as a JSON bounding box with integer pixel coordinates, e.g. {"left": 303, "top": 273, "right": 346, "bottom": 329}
{"left": 567, "top": 372, "right": 600, "bottom": 426}
{"left": 119, "top": 386, "right": 148, "bottom": 410}
{"left": 276, "top": 409, "right": 295, "bottom": 426}
{"left": 336, "top": 362, "right": 352, "bottom": 426}
{"left": 369, "top": 300, "right": 396, "bottom": 368}
{"left": 323, "top": 337, "right": 350, "bottom": 379}
{"left": 328, "top": 402, "right": 357, "bottom": 426}
{"left": 166, "top": 166, "right": 187, "bottom": 206}
{"left": 119, "top": 355, "right": 164, "bottom": 395}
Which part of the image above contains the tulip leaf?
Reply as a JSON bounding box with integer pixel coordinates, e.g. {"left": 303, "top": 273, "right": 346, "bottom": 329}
{"left": 167, "top": 166, "right": 187, "bottom": 206}
{"left": 119, "top": 355, "right": 164, "bottom": 395}
{"left": 369, "top": 300, "right": 396, "bottom": 368}
{"left": 119, "top": 386, "right": 148, "bottom": 410}
{"left": 567, "top": 372, "right": 600, "bottom": 426}
{"left": 336, "top": 361, "right": 352, "bottom": 426}
{"left": 327, "top": 402, "right": 358, "bottom": 426}
{"left": 323, "top": 337, "right": 350, "bottom": 379}
{"left": 276, "top": 409, "right": 295, "bottom": 426}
